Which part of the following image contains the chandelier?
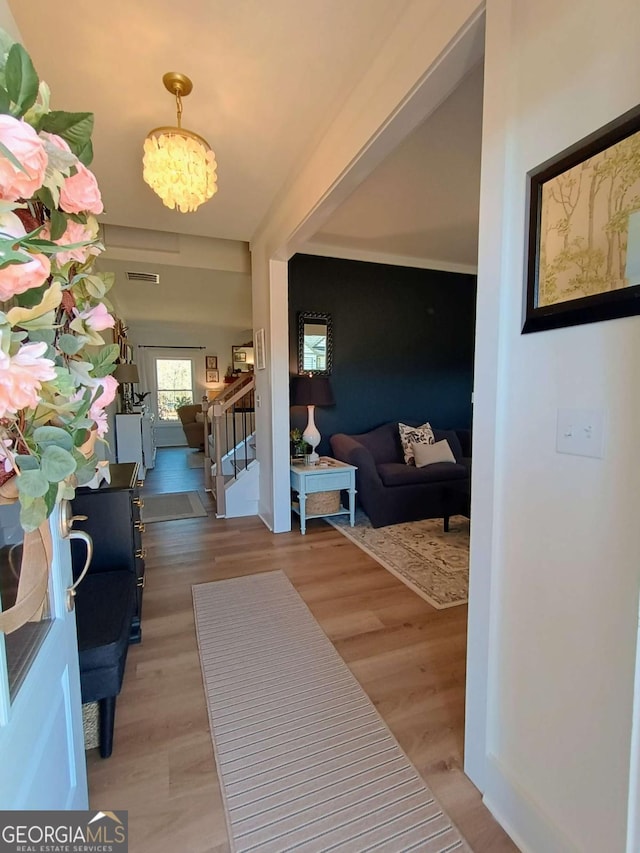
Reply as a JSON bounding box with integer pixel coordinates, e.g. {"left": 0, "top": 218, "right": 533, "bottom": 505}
{"left": 143, "top": 72, "right": 217, "bottom": 213}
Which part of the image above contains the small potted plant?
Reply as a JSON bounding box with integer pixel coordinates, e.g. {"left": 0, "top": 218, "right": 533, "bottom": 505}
{"left": 289, "top": 428, "right": 309, "bottom": 459}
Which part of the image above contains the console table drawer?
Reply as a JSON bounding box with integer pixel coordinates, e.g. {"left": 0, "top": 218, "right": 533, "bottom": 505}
{"left": 302, "top": 471, "right": 351, "bottom": 493}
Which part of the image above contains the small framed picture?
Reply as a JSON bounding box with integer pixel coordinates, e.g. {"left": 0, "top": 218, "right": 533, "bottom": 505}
{"left": 206, "top": 356, "right": 217, "bottom": 369}
{"left": 206, "top": 369, "right": 219, "bottom": 383}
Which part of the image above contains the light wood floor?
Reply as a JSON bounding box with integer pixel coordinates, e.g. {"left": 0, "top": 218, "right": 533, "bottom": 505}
{"left": 86, "top": 448, "right": 517, "bottom": 852}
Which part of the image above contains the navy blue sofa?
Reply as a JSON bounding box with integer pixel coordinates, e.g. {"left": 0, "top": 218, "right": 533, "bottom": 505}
{"left": 330, "top": 420, "right": 471, "bottom": 528}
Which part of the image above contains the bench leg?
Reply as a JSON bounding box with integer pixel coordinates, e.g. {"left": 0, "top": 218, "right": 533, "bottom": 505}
{"left": 99, "top": 696, "right": 117, "bottom": 758}
{"left": 443, "top": 515, "right": 450, "bottom": 533}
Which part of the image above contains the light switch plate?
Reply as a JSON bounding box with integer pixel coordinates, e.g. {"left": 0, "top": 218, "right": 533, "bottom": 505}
{"left": 556, "top": 408, "right": 604, "bottom": 458}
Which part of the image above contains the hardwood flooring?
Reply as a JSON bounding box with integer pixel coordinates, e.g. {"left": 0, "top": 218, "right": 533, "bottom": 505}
{"left": 86, "top": 447, "right": 516, "bottom": 852}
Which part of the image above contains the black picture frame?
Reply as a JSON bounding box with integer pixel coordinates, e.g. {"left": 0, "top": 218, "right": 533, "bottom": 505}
{"left": 523, "top": 103, "right": 640, "bottom": 334}
{"left": 206, "top": 369, "right": 219, "bottom": 383}
{"left": 206, "top": 356, "right": 217, "bottom": 369}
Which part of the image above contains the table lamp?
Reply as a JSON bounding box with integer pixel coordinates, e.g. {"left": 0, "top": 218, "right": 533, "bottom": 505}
{"left": 290, "top": 375, "right": 334, "bottom": 463}
{"left": 113, "top": 362, "right": 140, "bottom": 414}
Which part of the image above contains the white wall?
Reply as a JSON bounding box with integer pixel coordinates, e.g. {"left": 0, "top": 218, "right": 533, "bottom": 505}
{"left": 472, "top": 2, "right": 640, "bottom": 850}
{"left": 127, "top": 320, "right": 244, "bottom": 446}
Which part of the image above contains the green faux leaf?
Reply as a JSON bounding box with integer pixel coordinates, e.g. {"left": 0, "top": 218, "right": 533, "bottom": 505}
{"left": 49, "top": 209, "right": 67, "bottom": 241}
{"left": 73, "top": 451, "right": 97, "bottom": 486}
{"left": 83, "top": 274, "right": 107, "bottom": 299}
{"left": 27, "top": 328, "right": 56, "bottom": 345}
{"left": 58, "top": 333, "right": 85, "bottom": 356}
{"left": 14, "top": 283, "right": 48, "bottom": 308}
{"left": 33, "top": 184, "right": 55, "bottom": 212}
{"left": 33, "top": 425, "right": 73, "bottom": 452}
{"left": 0, "top": 237, "right": 33, "bottom": 268}
{"left": 73, "top": 428, "right": 90, "bottom": 448}
{"left": 39, "top": 111, "right": 94, "bottom": 158}
{"left": 19, "top": 496, "right": 47, "bottom": 532}
{"left": 40, "top": 445, "right": 76, "bottom": 482}
{"left": 17, "top": 468, "right": 49, "bottom": 498}
{"left": 43, "top": 482, "right": 58, "bottom": 515}
{"left": 88, "top": 343, "right": 120, "bottom": 378}
{"left": 0, "top": 87, "right": 9, "bottom": 114}
{"left": 5, "top": 43, "right": 39, "bottom": 117}
{"left": 15, "top": 454, "right": 39, "bottom": 471}
{"left": 76, "top": 138, "right": 93, "bottom": 166}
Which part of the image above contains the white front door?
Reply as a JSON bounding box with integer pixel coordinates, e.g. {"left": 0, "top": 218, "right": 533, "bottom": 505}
{"left": 0, "top": 503, "right": 88, "bottom": 809}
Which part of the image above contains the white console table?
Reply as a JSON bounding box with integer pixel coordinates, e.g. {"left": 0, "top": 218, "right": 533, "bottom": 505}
{"left": 290, "top": 456, "right": 357, "bottom": 535}
{"left": 115, "top": 413, "right": 156, "bottom": 478}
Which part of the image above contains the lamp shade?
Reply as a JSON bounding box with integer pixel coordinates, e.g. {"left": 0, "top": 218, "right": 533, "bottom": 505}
{"left": 113, "top": 363, "right": 140, "bottom": 384}
{"left": 290, "top": 375, "right": 334, "bottom": 407}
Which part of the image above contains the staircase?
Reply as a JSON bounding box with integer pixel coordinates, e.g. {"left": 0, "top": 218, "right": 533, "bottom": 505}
{"left": 204, "top": 374, "right": 258, "bottom": 517}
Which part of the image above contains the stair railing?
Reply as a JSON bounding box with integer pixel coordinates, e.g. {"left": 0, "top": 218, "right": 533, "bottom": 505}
{"left": 203, "top": 373, "right": 256, "bottom": 516}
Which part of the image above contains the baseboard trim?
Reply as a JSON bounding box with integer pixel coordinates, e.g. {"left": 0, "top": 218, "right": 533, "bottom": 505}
{"left": 483, "top": 754, "right": 579, "bottom": 853}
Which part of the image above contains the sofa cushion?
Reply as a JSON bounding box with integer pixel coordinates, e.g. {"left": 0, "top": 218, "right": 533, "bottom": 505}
{"left": 413, "top": 438, "right": 456, "bottom": 467}
{"left": 377, "top": 461, "right": 468, "bottom": 487}
{"left": 398, "top": 422, "right": 435, "bottom": 464}
{"left": 352, "top": 422, "right": 405, "bottom": 464}
{"left": 432, "top": 429, "right": 463, "bottom": 461}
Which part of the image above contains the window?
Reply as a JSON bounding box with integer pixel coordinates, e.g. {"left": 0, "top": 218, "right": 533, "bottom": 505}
{"left": 155, "top": 358, "right": 194, "bottom": 421}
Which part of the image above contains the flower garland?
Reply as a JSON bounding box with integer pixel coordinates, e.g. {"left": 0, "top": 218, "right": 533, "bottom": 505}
{"left": 0, "top": 30, "right": 118, "bottom": 532}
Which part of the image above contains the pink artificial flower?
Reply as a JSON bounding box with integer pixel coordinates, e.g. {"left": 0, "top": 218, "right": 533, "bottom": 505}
{"left": 41, "top": 218, "right": 100, "bottom": 266}
{"left": 0, "top": 115, "right": 48, "bottom": 201}
{"left": 88, "top": 374, "right": 118, "bottom": 436}
{"left": 74, "top": 302, "right": 115, "bottom": 332}
{"left": 0, "top": 342, "right": 56, "bottom": 418}
{"left": 59, "top": 163, "right": 103, "bottom": 215}
{"left": 0, "top": 251, "right": 50, "bottom": 301}
{"left": 0, "top": 211, "right": 51, "bottom": 300}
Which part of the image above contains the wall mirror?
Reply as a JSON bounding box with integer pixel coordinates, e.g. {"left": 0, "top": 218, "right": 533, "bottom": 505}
{"left": 297, "top": 312, "right": 333, "bottom": 375}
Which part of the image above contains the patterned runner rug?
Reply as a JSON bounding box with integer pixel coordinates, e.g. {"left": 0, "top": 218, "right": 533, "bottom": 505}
{"left": 193, "top": 570, "right": 470, "bottom": 852}
{"left": 141, "top": 490, "right": 208, "bottom": 523}
{"left": 328, "top": 512, "right": 469, "bottom": 609}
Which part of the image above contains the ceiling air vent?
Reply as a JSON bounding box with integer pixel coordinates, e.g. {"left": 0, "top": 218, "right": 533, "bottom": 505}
{"left": 126, "top": 271, "right": 160, "bottom": 284}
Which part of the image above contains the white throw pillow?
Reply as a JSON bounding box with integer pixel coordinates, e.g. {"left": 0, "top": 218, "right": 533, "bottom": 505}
{"left": 398, "top": 422, "right": 435, "bottom": 465}
{"left": 412, "top": 438, "right": 456, "bottom": 467}
{"left": 195, "top": 412, "right": 205, "bottom": 423}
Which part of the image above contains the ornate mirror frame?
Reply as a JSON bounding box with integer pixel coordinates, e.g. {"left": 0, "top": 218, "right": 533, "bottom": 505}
{"left": 297, "top": 311, "right": 333, "bottom": 375}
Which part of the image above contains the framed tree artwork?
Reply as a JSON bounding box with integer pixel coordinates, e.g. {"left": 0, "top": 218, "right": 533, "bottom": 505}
{"left": 206, "top": 356, "right": 217, "bottom": 369}
{"left": 206, "top": 369, "right": 219, "bottom": 383}
{"left": 523, "top": 103, "right": 640, "bottom": 333}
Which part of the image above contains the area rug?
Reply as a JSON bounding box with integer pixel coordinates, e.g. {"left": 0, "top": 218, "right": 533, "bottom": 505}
{"left": 193, "top": 570, "right": 470, "bottom": 853}
{"left": 141, "top": 490, "right": 208, "bottom": 523}
{"left": 328, "top": 511, "right": 469, "bottom": 609}
{"left": 187, "top": 451, "right": 205, "bottom": 469}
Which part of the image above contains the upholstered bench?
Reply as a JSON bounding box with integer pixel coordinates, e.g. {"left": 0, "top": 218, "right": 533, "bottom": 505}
{"left": 74, "top": 570, "right": 136, "bottom": 758}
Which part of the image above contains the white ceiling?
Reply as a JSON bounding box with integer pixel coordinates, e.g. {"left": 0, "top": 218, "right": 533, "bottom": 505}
{"left": 10, "top": 0, "right": 410, "bottom": 242}
{"left": 10, "top": 1, "right": 483, "bottom": 334}
{"left": 308, "top": 62, "right": 484, "bottom": 269}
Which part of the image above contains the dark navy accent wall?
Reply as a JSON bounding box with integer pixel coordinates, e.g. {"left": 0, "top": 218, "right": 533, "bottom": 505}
{"left": 288, "top": 254, "right": 476, "bottom": 457}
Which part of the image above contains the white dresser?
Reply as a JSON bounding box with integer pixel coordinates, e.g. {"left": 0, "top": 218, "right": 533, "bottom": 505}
{"left": 115, "top": 413, "right": 156, "bottom": 478}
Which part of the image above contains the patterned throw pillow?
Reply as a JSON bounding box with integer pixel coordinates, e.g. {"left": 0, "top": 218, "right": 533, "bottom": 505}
{"left": 398, "top": 422, "right": 435, "bottom": 465}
